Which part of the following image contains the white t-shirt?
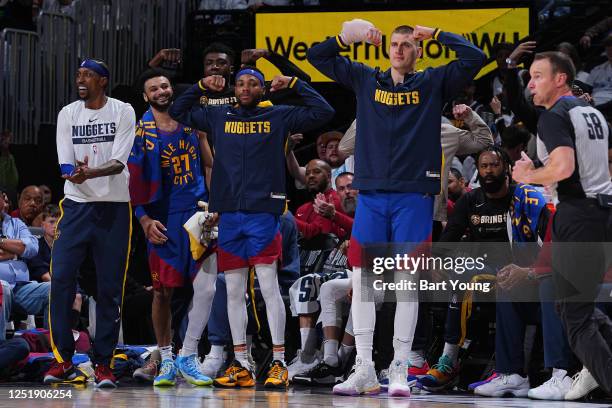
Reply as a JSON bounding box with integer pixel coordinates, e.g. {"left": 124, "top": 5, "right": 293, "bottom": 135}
{"left": 56, "top": 97, "right": 136, "bottom": 203}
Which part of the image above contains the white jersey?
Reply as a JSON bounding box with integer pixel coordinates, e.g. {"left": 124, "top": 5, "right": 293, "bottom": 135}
{"left": 56, "top": 97, "right": 136, "bottom": 202}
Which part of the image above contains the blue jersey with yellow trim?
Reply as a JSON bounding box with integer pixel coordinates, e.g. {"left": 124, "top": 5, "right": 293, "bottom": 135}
{"left": 137, "top": 125, "right": 207, "bottom": 219}
{"left": 157, "top": 126, "right": 207, "bottom": 213}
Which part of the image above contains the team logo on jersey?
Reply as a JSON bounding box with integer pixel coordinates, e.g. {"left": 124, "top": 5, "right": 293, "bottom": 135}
{"left": 471, "top": 214, "right": 506, "bottom": 225}
{"left": 200, "top": 96, "right": 209, "bottom": 106}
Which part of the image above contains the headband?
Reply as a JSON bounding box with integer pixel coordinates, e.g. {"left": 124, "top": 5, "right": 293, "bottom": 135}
{"left": 235, "top": 68, "right": 264, "bottom": 86}
{"left": 80, "top": 59, "right": 110, "bottom": 78}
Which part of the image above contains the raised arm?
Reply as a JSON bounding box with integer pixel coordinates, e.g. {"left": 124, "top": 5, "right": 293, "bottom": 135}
{"left": 306, "top": 19, "right": 378, "bottom": 89}
{"left": 272, "top": 76, "right": 335, "bottom": 133}
{"left": 428, "top": 29, "right": 486, "bottom": 101}
{"left": 504, "top": 42, "right": 540, "bottom": 134}
{"left": 452, "top": 104, "right": 494, "bottom": 156}
{"left": 242, "top": 49, "right": 312, "bottom": 82}
{"left": 169, "top": 75, "right": 225, "bottom": 131}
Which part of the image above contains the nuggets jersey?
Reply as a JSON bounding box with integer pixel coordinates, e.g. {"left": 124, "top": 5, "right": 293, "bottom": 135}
{"left": 56, "top": 97, "right": 136, "bottom": 202}
{"left": 148, "top": 126, "right": 207, "bottom": 215}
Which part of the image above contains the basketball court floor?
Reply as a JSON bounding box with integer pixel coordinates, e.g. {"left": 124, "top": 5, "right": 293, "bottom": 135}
{"left": 0, "top": 383, "right": 610, "bottom": 408}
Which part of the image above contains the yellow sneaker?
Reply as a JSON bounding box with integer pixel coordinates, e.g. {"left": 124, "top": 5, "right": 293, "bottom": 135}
{"left": 264, "top": 360, "right": 288, "bottom": 389}
{"left": 213, "top": 360, "right": 255, "bottom": 388}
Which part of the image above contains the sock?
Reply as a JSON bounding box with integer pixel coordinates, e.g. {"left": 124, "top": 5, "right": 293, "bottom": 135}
{"left": 181, "top": 338, "right": 198, "bottom": 357}
{"left": 443, "top": 342, "right": 460, "bottom": 364}
{"left": 234, "top": 345, "right": 249, "bottom": 368}
{"left": 160, "top": 345, "right": 173, "bottom": 362}
{"left": 272, "top": 345, "right": 285, "bottom": 364}
{"left": 338, "top": 343, "right": 355, "bottom": 365}
{"left": 300, "top": 327, "right": 317, "bottom": 356}
{"left": 351, "top": 267, "right": 375, "bottom": 363}
{"left": 208, "top": 344, "right": 224, "bottom": 359}
{"left": 409, "top": 350, "right": 426, "bottom": 368}
{"left": 552, "top": 368, "right": 568, "bottom": 378}
{"left": 323, "top": 339, "right": 339, "bottom": 366}
{"left": 182, "top": 257, "right": 217, "bottom": 357}
{"left": 393, "top": 297, "right": 418, "bottom": 362}
{"left": 70, "top": 309, "right": 80, "bottom": 330}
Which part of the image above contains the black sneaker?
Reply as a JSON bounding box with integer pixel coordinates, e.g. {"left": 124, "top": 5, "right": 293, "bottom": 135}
{"left": 293, "top": 361, "right": 345, "bottom": 386}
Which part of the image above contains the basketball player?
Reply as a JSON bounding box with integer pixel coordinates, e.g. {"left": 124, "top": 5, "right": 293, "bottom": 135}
{"left": 308, "top": 20, "right": 485, "bottom": 396}
{"left": 43, "top": 59, "right": 136, "bottom": 388}
{"left": 169, "top": 68, "right": 334, "bottom": 388}
{"left": 128, "top": 69, "right": 217, "bottom": 387}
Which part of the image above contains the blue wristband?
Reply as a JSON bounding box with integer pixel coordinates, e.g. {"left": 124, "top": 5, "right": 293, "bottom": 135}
{"left": 60, "top": 164, "right": 75, "bottom": 177}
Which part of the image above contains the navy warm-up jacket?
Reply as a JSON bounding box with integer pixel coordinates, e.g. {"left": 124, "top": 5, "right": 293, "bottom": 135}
{"left": 307, "top": 31, "right": 486, "bottom": 194}
{"left": 169, "top": 78, "right": 334, "bottom": 215}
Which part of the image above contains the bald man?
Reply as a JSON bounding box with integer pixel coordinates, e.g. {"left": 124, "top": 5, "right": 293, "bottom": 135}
{"left": 288, "top": 159, "right": 355, "bottom": 379}
{"left": 10, "top": 186, "right": 43, "bottom": 227}
{"left": 294, "top": 160, "right": 353, "bottom": 241}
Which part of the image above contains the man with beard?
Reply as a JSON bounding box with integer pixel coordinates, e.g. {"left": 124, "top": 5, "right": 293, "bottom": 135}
{"left": 324, "top": 133, "right": 353, "bottom": 190}
{"left": 289, "top": 162, "right": 354, "bottom": 380}
{"left": 447, "top": 168, "right": 467, "bottom": 204}
{"left": 446, "top": 168, "right": 467, "bottom": 218}
{"left": 335, "top": 172, "right": 357, "bottom": 217}
{"left": 422, "top": 147, "right": 573, "bottom": 398}
{"left": 127, "top": 69, "right": 217, "bottom": 387}
{"left": 421, "top": 147, "right": 517, "bottom": 390}
{"left": 169, "top": 68, "right": 334, "bottom": 388}
{"left": 44, "top": 59, "right": 135, "bottom": 388}
{"left": 294, "top": 160, "right": 353, "bottom": 240}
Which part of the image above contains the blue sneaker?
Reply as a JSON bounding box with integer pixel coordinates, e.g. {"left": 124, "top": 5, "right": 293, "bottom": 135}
{"left": 418, "top": 355, "right": 459, "bottom": 391}
{"left": 154, "top": 359, "right": 177, "bottom": 386}
{"left": 176, "top": 354, "right": 213, "bottom": 386}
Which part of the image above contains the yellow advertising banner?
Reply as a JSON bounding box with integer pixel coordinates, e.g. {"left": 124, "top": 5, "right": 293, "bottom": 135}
{"left": 255, "top": 8, "right": 530, "bottom": 81}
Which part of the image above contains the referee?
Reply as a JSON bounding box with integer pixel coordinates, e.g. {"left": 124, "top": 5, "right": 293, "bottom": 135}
{"left": 43, "top": 59, "right": 136, "bottom": 388}
{"left": 513, "top": 51, "right": 612, "bottom": 398}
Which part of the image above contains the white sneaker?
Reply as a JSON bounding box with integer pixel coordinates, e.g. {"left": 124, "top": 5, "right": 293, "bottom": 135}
{"left": 565, "top": 367, "right": 599, "bottom": 400}
{"left": 388, "top": 359, "right": 411, "bottom": 397}
{"left": 199, "top": 354, "right": 224, "bottom": 378}
{"left": 288, "top": 349, "right": 321, "bottom": 380}
{"left": 333, "top": 357, "right": 380, "bottom": 396}
{"left": 528, "top": 370, "right": 572, "bottom": 400}
{"left": 474, "top": 373, "right": 529, "bottom": 397}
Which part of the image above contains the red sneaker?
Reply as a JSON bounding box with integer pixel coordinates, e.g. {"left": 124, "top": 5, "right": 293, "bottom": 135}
{"left": 95, "top": 364, "right": 117, "bottom": 388}
{"left": 43, "top": 360, "right": 78, "bottom": 383}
